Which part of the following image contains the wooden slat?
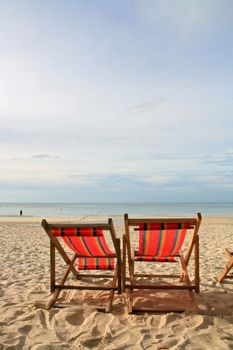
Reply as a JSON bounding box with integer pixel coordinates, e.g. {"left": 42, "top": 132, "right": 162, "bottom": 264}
{"left": 132, "top": 273, "right": 180, "bottom": 278}
{"left": 48, "top": 223, "right": 110, "bottom": 230}
{"left": 54, "top": 285, "right": 118, "bottom": 291}
{"left": 134, "top": 226, "right": 194, "bottom": 231}
{"left": 126, "top": 284, "right": 195, "bottom": 290}
{"left": 128, "top": 217, "right": 197, "bottom": 225}
{"left": 131, "top": 307, "right": 193, "bottom": 313}
{"left": 75, "top": 273, "right": 114, "bottom": 278}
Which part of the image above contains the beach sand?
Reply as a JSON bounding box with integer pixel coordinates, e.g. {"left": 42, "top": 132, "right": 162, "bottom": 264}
{"left": 1, "top": 215, "right": 233, "bottom": 349}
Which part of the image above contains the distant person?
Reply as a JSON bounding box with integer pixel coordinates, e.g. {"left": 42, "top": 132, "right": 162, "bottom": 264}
{"left": 20, "top": 210, "right": 23, "bottom": 216}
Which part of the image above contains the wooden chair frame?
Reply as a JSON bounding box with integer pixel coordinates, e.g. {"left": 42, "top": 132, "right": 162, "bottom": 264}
{"left": 123, "top": 213, "right": 202, "bottom": 313}
{"left": 42, "top": 218, "right": 121, "bottom": 312}
{"left": 215, "top": 249, "right": 233, "bottom": 283}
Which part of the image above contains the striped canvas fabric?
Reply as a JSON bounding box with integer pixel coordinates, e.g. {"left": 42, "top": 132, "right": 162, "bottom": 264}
{"left": 78, "top": 257, "right": 114, "bottom": 270}
{"left": 137, "top": 223, "right": 190, "bottom": 260}
{"left": 52, "top": 227, "right": 102, "bottom": 237}
{"left": 62, "top": 231, "right": 115, "bottom": 270}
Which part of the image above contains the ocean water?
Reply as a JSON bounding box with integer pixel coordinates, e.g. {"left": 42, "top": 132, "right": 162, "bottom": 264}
{"left": 0, "top": 202, "right": 233, "bottom": 217}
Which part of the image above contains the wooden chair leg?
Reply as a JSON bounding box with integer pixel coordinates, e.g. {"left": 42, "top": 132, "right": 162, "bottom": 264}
{"left": 49, "top": 236, "right": 79, "bottom": 279}
{"left": 194, "top": 236, "right": 200, "bottom": 293}
{"left": 216, "top": 249, "right": 233, "bottom": 283}
{"left": 105, "top": 266, "right": 118, "bottom": 312}
{"left": 122, "top": 235, "right": 126, "bottom": 292}
{"left": 180, "top": 254, "right": 198, "bottom": 311}
{"left": 128, "top": 255, "right": 134, "bottom": 314}
{"left": 47, "top": 254, "right": 77, "bottom": 309}
{"left": 128, "top": 288, "right": 133, "bottom": 314}
{"left": 180, "top": 271, "right": 185, "bottom": 283}
{"left": 116, "top": 238, "right": 122, "bottom": 294}
{"left": 50, "top": 241, "right": 55, "bottom": 293}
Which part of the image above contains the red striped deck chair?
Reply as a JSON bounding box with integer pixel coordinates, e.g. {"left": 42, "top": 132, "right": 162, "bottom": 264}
{"left": 215, "top": 249, "right": 233, "bottom": 283}
{"left": 42, "top": 218, "right": 121, "bottom": 312}
{"left": 123, "top": 213, "right": 202, "bottom": 313}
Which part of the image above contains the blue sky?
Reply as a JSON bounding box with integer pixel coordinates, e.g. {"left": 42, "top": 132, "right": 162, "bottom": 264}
{"left": 0, "top": 0, "right": 233, "bottom": 202}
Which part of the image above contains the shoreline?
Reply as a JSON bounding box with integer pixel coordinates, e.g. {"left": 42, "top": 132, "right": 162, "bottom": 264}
{"left": 0, "top": 213, "right": 233, "bottom": 224}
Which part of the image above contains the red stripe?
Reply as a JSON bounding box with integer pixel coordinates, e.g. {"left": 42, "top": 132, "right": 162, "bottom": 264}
{"left": 78, "top": 257, "right": 114, "bottom": 270}
{"left": 138, "top": 224, "right": 188, "bottom": 257}
{"left": 62, "top": 235, "right": 114, "bottom": 257}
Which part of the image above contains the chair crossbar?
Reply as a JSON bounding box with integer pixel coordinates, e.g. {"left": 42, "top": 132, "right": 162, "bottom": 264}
{"left": 134, "top": 226, "right": 195, "bottom": 232}
{"left": 76, "top": 273, "right": 115, "bottom": 278}
{"left": 129, "top": 307, "right": 189, "bottom": 313}
{"left": 128, "top": 218, "right": 198, "bottom": 225}
{"left": 48, "top": 223, "right": 110, "bottom": 230}
{"left": 130, "top": 273, "right": 181, "bottom": 278}
{"left": 55, "top": 285, "right": 118, "bottom": 291}
{"left": 126, "top": 284, "right": 195, "bottom": 290}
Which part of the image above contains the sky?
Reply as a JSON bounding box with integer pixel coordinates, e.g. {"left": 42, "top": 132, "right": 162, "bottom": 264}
{"left": 0, "top": 0, "right": 233, "bottom": 202}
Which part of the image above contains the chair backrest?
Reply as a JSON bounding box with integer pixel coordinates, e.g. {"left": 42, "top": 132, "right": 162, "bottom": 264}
{"left": 42, "top": 219, "right": 118, "bottom": 258}
{"left": 124, "top": 213, "right": 202, "bottom": 259}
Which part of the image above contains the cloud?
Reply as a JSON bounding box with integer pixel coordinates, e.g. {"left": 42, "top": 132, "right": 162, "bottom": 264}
{"left": 200, "top": 151, "right": 233, "bottom": 167}
{"left": 0, "top": 126, "right": 27, "bottom": 141}
{"left": 136, "top": 0, "right": 233, "bottom": 40}
{"left": 124, "top": 95, "right": 166, "bottom": 115}
{"left": 31, "top": 154, "right": 59, "bottom": 159}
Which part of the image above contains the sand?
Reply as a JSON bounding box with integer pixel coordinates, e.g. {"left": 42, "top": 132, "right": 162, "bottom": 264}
{"left": 1, "top": 215, "right": 233, "bottom": 349}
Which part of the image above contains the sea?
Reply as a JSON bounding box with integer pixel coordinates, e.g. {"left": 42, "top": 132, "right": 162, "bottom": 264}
{"left": 0, "top": 202, "right": 233, "bottom": 217}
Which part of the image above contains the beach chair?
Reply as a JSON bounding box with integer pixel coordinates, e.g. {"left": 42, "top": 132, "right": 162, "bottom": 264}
{"left": 215, "top": 249, "right": 233, "bottom": 283}
{"left": 123, "top": 213, "right": 202, "bottom": 313}
{"left": 42, "top": 218, "right": 121, "bottom": 312}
